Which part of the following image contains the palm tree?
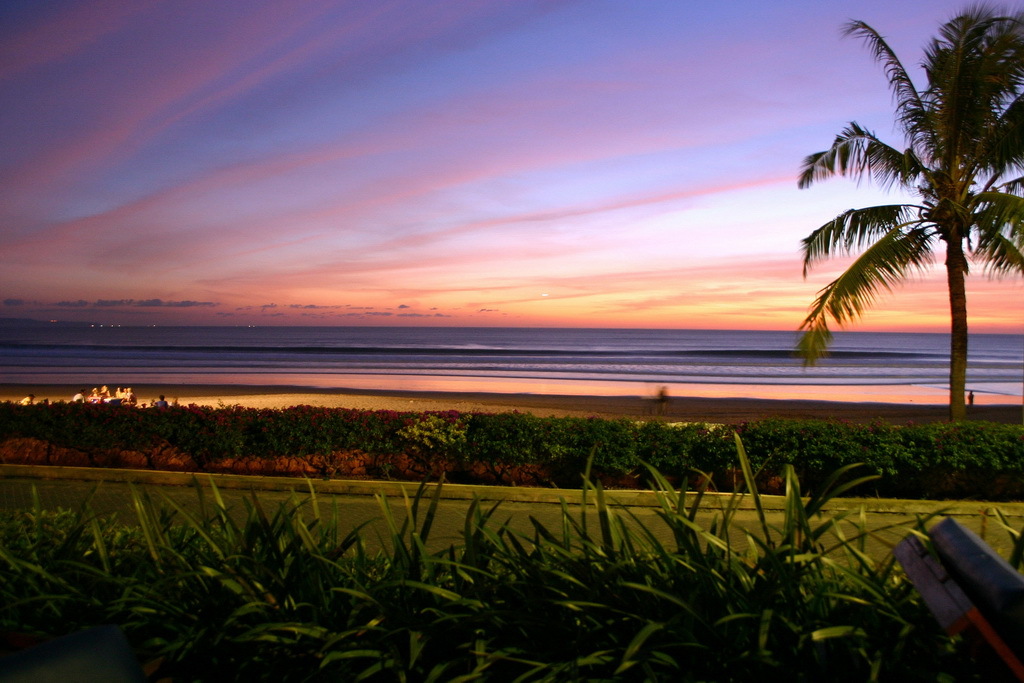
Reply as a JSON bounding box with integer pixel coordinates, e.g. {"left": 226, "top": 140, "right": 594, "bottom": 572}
{"left": 798, "top": 6, "right": 1024, "bottom": 420}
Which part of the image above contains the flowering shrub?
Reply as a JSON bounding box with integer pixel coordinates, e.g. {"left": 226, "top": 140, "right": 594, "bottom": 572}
{"left": 397, "top": 413, "right": 469, "bottom": 455}
{"left": 394, "top": 412, "right": 469, "bottom": 475}
{"left": 1, "top": 401, "right": 1023, "bottom": 498}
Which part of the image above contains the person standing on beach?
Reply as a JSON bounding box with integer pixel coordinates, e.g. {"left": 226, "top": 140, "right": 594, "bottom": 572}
{"left": 968, "top": 391, "right": 975, "bottom": 406}
{"left": 656, "top": 386, "right": 669, "bottom": 415}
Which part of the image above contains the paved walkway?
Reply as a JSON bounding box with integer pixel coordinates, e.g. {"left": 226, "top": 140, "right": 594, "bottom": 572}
{"left": 2, "top": 464, "right": 1022, "bottom": 558}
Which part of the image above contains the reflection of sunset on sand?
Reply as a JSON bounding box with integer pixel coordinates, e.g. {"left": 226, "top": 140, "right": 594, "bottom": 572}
{"left": 2, "top": 384, "right": 1020, "bottom": 426}
{"left": 111, "top": 374, "right": 1018, "bottom": 406}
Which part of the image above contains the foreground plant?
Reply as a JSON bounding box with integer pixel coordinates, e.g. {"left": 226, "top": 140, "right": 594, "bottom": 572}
{"left": 0, "top": 443, "right": 1004, "bottom": 680}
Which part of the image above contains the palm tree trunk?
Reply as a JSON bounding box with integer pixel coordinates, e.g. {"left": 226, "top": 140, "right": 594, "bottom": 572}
{"left": 946, "top": 238, "right": 969, "bottom": 421}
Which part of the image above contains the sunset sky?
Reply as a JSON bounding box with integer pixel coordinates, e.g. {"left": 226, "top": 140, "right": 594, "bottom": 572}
{"left": 2, "top": 0, "right": 1022, "bottom": 332}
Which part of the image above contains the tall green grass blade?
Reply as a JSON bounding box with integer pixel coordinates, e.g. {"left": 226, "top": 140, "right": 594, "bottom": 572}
{"left": 417, "top": 479, "right": 443, "bottom": 544}
{"left": 127, "top": 484, "right": 166, "bottom": 567}
{"left": 580, "top": 449, "right": 595, "bottom": 537}
{"left": 589, "top": 479, "right": 618, "bottom": 555}
{"left": 157, "top": 493, "right": 229, "bottom": 561}
{"left": 803, "top": 463, "right": 880, "bottom": 518}
{"left": 614, "top": 621, "right": 664, "bottom": 674}
{"left": 988, "top": 509, "right": 1024, "bottom": 569}
{"left": 734, "top": 432, "right": 771, "bottom": 544}
{"left": 87, "top": 515, "right": 111, "bottom": 574}
{"left": 812, "top": 625, "right": 867, "bottom": 640}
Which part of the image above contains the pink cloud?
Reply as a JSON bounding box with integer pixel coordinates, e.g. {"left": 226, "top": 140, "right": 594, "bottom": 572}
{"left": 4, "top": 0, "right": 1017, "bottom": 334}
{"left": 4, "top": 1, "right": 344, "bottom": 198}
{"left": 4, "top": 0, "right": 581, "bottom": 208}
{"left": 0, "top": 0, "right": 162, "bottom": 80}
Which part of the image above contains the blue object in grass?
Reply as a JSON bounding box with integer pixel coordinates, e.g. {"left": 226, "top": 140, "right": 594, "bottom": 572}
{"left": 0, "top": 624, "right": 145, "bottom": 682}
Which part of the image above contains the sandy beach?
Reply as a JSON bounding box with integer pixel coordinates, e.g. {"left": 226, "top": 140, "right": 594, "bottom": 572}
{"left": 2, "top": 383, "right": 1021, "bottom": 424}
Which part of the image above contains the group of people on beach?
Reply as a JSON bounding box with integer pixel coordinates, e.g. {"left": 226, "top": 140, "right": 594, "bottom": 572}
{"left": 15, "top": 388, "right": 174, "bottom": 408}
{"left": 72, "top": 385, "right": 137, "bottom": 406}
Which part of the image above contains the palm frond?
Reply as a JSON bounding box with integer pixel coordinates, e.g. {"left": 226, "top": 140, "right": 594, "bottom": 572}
{"left": 981, "top": 94, "right": 1024, "bottom": 185}
{"left": 974, "top": 232, "right": 1024, "bottom": 274}
{"left": 971, "top": 190, "right": 1024, "bottom": 275}
{"left": 801, "top": 204, "right": 925, "bottom": 275}
{"left": 798, "top": 124, "right": 879, "bottom": 189}
{"left": 843, "top": 20, "right": 927, "bottom": 148}
{"left": 798, "top": 123, "right": 922, "bottom": 191}
{"left": 995, "top": 173, "right": 1024, "bottom": 194}
{"left": 795, "top": 320, "right": 833, "bottom": 366}
{"left": 972, "top": 190, "right": 1024, "bottom": 230}
{"left": 926, "top": 10, "right": 1024, "bottom": 178}
{"left": 797, "top": 227, "right": 935, "bottom": 364}
{"left": 925, "top": 17, "right": 992, "bottom": 160}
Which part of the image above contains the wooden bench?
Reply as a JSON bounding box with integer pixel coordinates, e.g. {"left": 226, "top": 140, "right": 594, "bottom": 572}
{"left": 895, "top": 517, "right": 1024, "bottom": 681}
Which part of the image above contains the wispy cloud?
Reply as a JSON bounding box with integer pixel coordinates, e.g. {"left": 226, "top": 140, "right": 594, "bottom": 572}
{"left": 1, "top": 0, "right": 1016, "bottom": 332}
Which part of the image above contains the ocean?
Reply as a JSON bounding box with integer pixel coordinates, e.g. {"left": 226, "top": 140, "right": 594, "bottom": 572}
{"left": 0, "top": 324, "right": 1021, "bottom": 405}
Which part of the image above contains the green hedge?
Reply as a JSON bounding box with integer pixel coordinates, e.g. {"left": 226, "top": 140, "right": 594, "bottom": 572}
{"left": 1, "top": 402, "right": 1023, "bottom": 499}
{"left": 734, "top": 418, "right": 1024, "bottom": 499}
